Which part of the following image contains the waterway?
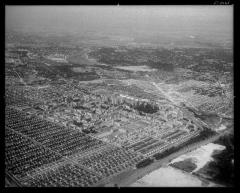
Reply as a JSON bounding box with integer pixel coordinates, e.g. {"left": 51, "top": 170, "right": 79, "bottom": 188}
{"left": 170, "top": 143, "right": 226, "bottom": 173}
{"left": 130, "top": 143, "right": 226, "bottom": 187}
{"left": 131, "top": 166, "right": 205, "bottom": 187}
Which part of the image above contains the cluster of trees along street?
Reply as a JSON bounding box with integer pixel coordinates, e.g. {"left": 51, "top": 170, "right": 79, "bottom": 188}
{"left": 121, "top": 100, "right": 159, "bottom": 114}
{"left": 136, "top": 158, "right": 154, "bottom": 168}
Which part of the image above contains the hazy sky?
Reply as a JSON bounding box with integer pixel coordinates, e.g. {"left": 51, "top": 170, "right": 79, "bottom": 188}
{"left": 6, "top": 6, "right": 233, "bottom": 38}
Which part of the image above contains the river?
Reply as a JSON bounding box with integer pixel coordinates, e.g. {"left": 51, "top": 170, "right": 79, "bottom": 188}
{"left": 131, "top": 143, "right": 225, "bottom": 187}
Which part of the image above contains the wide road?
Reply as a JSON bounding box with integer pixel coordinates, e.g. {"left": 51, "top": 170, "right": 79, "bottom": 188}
{"left": 104, "top": 130, "right": 227, "bottom": 187}
{"left": 151, "top": 82, "right": 178, "bottom": 105}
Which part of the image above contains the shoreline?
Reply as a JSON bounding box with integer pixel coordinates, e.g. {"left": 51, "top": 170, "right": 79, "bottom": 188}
{"left": 104, "top": 131, "right": 226, "bottom": 187}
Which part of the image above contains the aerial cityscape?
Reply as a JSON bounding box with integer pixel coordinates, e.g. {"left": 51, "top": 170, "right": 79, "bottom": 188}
{"left": 5, "top": 6, "right": 234, "bottom": 187}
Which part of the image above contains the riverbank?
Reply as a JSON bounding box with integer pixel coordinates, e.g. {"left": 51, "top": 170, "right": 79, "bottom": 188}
{"left": 170, "top": 143, "right": 226, "bottom": 173}
{"left": 130, "top": 166, "right": 218, "bottom": 187}
{"left": 105, "top": 132, "right": 225, "bottom": 187}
